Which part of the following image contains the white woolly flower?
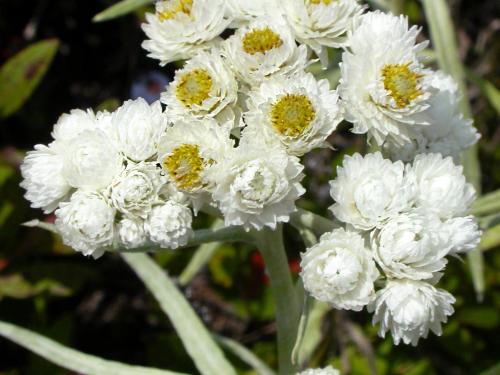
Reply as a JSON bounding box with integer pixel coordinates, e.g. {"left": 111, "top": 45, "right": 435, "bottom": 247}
{"left": 227, "top": 0, "right": 279, "bottom": 28}
{"left": 368, "top": 279, "right": 455, "bottom": 346}
{"left": 281, "top": 0, "right": 364, "bottom": 66}
{"left": 111, "top": 98, "right": 169, "bottom": 162}
{"left": 55, "top": 191, "right": 115, "bottom": 258}
{"left": 297, "top": 366, "right": 340, "bottom": 375}
{"left": 338, "top": 11, "right": 432, "bottom": 146}
{"left": 20, "top": 144, "right": 71, "bottom": 213}
{"left": 301, "top": 228, "right": 379, "bottom": 311}
{"left": 145, "top": 201, "right": 193, "bottom": 249}
{"left": 109, "top": 162, "right": 165, "bottom": 218}
{"left": 223, "top": 16, "right": 308, "bottom": 87}
{"left": 142, "top": 0, "right": 232, "bottom": 66}
{"left": 243, "top": 72, "right": 342, "bottom": 156}
{"left": 385, "top": 72, "right": 480, "bottom": 162}
{"left": 371, "top": 213, "right": 451, "bottom": 280}
{"left": 444, "top": 216, "right": 482, "bottom": 255}
{"left": 329, "top": 153, "right": 415, "bottom": 231}
{"left": 117, "top": 217, "right": 148, "bottom": 249}
{"left": 51, "top": 108, "right": 100, "bottom": 142}
{"left": 158, "top": 118, "right": 234, "bottom": 208}
{"left": 161, "top": 49, "right": 240, "bottom": 128}
{"left": 207, "top": 140, "right": 305, "bottom": 231}
{"left": 411, "top": 153, "right": 476, "bottom": 219}
{"left": 60, "top": 128, "right": 124, "bottom": 191}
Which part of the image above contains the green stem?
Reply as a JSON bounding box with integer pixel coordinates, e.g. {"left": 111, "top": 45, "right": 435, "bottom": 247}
{"left": 289, "top": 208, "right": 339, "bottom": 237}
{"left": 252, "top": 226, "right": 300, "bottom": 375}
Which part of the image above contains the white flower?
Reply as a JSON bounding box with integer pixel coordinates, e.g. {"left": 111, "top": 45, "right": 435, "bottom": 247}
{"left": 142, "top": 0, "right": 232, "bottom": 66}
{"left": 111, "top": 98, "right": 169, "bottom": 162}
{"left": 411, "top": 153, "right": 476, "bottom": 219}
{"left": 385, "top": 72, "right": 480, "bottom": 162}
{"left": 60, "top": 128, "right": 124, "bottom": 191}
{"left": 243, "top": 72, "right": 342, "bottom": 156}
{"left": 207, "top": 140, "right": 305, "bottom": 230}
{"left": 51, "top": 109, "right": 100, "bottom": 142}
{"left": 109, "top": 162, "right": 165, "bottom": 218}
{"left": 301, "top": 228, "right": 379, "bottom": 311}
{"left": 157, "top": 118, "right": 234, "bottom": 206}
{"left": 161, "top": 49, "right": 240, "bottom": 128}
{"left": 281, "top": 0, "right": 364, "bottom": 66}
{"left": 368, "top": 279, "right": 455, "bottom": 346}
{"left": 338, "top": 11, "right": 432, "bottom": 146}
{"left": 55, "top": 191, "right": 115, "bottom": 258}
{"left": 371, "top": 213, "right": 451, "bottom": 280}
{"left": 117, "top": 217, "right": 148, "bottom": 249}
{"left": 223, "top": 16, "right": 308, "bottom": 87}
{"left": 297, "top": 366, "right": 340, "bottom": 375}
{"left": 20, "top": 144, "right": 71, "bottom": 213}
{"left": 227, "top": 0, "right": 279, "bottom": 28}
{"left": 329, "top": 152, "right": 415, "bottom": 231}
{"left": 145, "top": 201, "right": 193, "bottom": 249}
{"left": 444, "top": 216, "right": 482, "bottom": 254}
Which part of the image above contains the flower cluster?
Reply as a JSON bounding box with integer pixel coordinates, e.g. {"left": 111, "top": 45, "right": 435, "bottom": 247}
{"left": 20, "top": 0, "right": 482, "bottom": 350}
{"left": 301, "top": 152, "right": 481, "bottom": 345}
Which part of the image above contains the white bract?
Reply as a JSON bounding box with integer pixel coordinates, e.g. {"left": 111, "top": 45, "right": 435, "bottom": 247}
{"left": 329, "top": 152, "right": 415, "bottom": 231}
{"left": 60, "top": 128, "right": 124, "bottom": 191}
{"left": 301, "top": 228, "right": 379, "bottom": 311}
{"left": 117, "top": 217, "right": 149, "bottom": 249}
{"left": 51, "top": 108, "right": 101, "bottom": 142}
{"left": 281, "top": 0, "right": 364, "bottom": 66}
{"left": 227, "top": 0, "right": 279, "bottom": 28}
{"left": 386, "top": 72, "right": 480, "bottom": 162}
{"left": 411, "top": 153, "right": 476, "bottom": 219}
{"left": 109, "top": 162, "right": 165, "bottom": 219}
{"left": 243, "top": 72, "right": 342, "bottom": 156}
{"left": 55, "top": 191, "right": 115, "bottom": 258}
{"left": 297, "top": 366, "right": 340, "bottom": 375}
{"left": 20, "top": 144, "right": 71, "bottom": 213}
{"left": 142, "top": 0, "right": 231, "bottom": 66}
{"left": 223, "top": 16, "right": 308, "bottom": 87}
{"left": 371, "top": 213, "right": 451, "bottom": 280}
{"left": 208, "top": 140, "right": 305, "bottom": 230}
{"left": 111, "top": 98, "right": 169, "bottom": 162}
{"left": 444, "top": 216, "right": 482, "bottom": 254}
{"left": 145, "top": 201, "right": 193, "bottom": 249}
{"left": 369, "top": 279, "right": 455, "bottom": 346}
{"left": 339, "top": 11, "right": 432, "bottom": 146}
{"left": 162, "top": 49, "right": 240, "bottom": 128}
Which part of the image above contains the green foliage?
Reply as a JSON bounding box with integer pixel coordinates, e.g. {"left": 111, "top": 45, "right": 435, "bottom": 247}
{"left": 0, "top": 39, "right": 59, "bottom": 119}
{"left": 93, "top": 0, "right": 154, "bottom": 22}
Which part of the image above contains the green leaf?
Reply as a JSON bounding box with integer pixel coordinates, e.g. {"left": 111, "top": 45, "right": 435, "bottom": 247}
{"left": 421, "top": 0, "right": 484, "bottom": 300}
{"left": 93, "top": 0, "right": 154, "bottom": 22}
{"left": 471, "top": 189, "right": 500, "bottom": 217}
{"left": 121, "top": 253, "right": 237, "bottom": 375}
{"left": 0, "top": 274, "right": 71, "bottom": 300}
{"left": 296, "top": 300, "right": 330, "bottom": 366}
{"left": 479, "top": 362, "right": 500, "bottom": 375}
{"left": 480, "top": 224, "right": 500, "bottom": 252}
{"left": 215, "top": 335, "right": 276, "bottom": 375}
{"left": 0, "top": 39, "right": 59, "bottom": 118}
{"left": 0, "top": 320, "right": 187, "bottom": 375}
{"left": 458, "top": 307, "right": 500, "bottom": 329}
{"left": 466, "top": 69, "right": 500, "bottom": 115}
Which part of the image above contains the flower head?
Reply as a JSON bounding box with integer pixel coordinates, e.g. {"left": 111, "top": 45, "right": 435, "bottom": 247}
{"left": 117, "top": 217, "right": 148, "bottom": 249}
{"left": 243, "top": 72, "right": 342, "bottom": 155}
{"left": 297, "top": 366, "right": 340, "bottom": 375}
{"left": 55, "top": 191, "right": 115, "bottom": 258}
{"left": 301, "top": 228, "right": 379, "bottom": 311}
{"left": 369, "top": 279, "right": 455, "bottom": 346}
{"left": 444, "top": 216, "right": 482, "bottom": 255}
{"left": 329, "top": 152, "right": 415, "bottom": 231}
{"left": 227, "top": 0, "right": 279, "bottom": 28}
{"left": 142, "top": 0, "right": 232, "bottom": 65}
{"left": 208, "top": 139, "right": 305, "bottom": 230}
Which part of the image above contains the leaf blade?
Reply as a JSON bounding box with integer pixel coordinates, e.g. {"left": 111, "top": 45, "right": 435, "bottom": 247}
{"left": 93, "top": 0, "right": 154, "bottom": 22}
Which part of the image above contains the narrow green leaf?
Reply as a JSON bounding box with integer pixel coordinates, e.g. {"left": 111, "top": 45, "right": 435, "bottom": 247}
{"left": 93, "top": 0, "right": 154, "bottom": 22}
{"left": 215, "top": 335, "right": 276, "bottom": 375}
{"left": 479, "top": 362, "right": 500, "bottom": 375}
{"left": 289, "top": 208, "right": 339, "bottom": 237}
{"left": 296, "top": 300, "right": 330, "bottom": 366}
{"left": 480, "top": 224, "right": 500, "bottom": 252}
{"left": 466, "top": 69, "right": 500, "bottom": 115}
{"left": 471, "top": 189, "right": 500, "bottom": 216}
{"left": 291, "top": 295, "right": 312, "bottom": 365}
{"left": 0, "top": 320, "right": 185, "bottom": 375}
{"left": 122, "top": 253, "right": 237, "bottom": 375}
{"left": 421, "top": 0, "right": 484, "bottom": 299}
{"left": 0, "top": 39, "right": 59, "bottom": 118}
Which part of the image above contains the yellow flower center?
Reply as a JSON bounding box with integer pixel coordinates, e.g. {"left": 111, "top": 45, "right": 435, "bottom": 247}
{"left": 242, "top": 28, "right": 283, "bottom": 55}
{"left": 382, "top": 63, "right": 423, "bottom": 108}
{"left": 270, "top": 94, "right": 316, "bottom": 137}
{"left": 175, "top": 69, "right": 213, "bottom": 107}
{"left": 309, "top": 0, "right": 333, "bottom": 4}
{"left": 157, "top": 0, "right": 193, "bottom": 21}
{"left": 162, "top": 144, "right": 204, "bottom": 190}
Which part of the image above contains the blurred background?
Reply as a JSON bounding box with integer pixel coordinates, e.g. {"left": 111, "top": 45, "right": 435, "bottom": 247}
{"left": 0, "top": 0, "right": 499, "bottom": 374}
